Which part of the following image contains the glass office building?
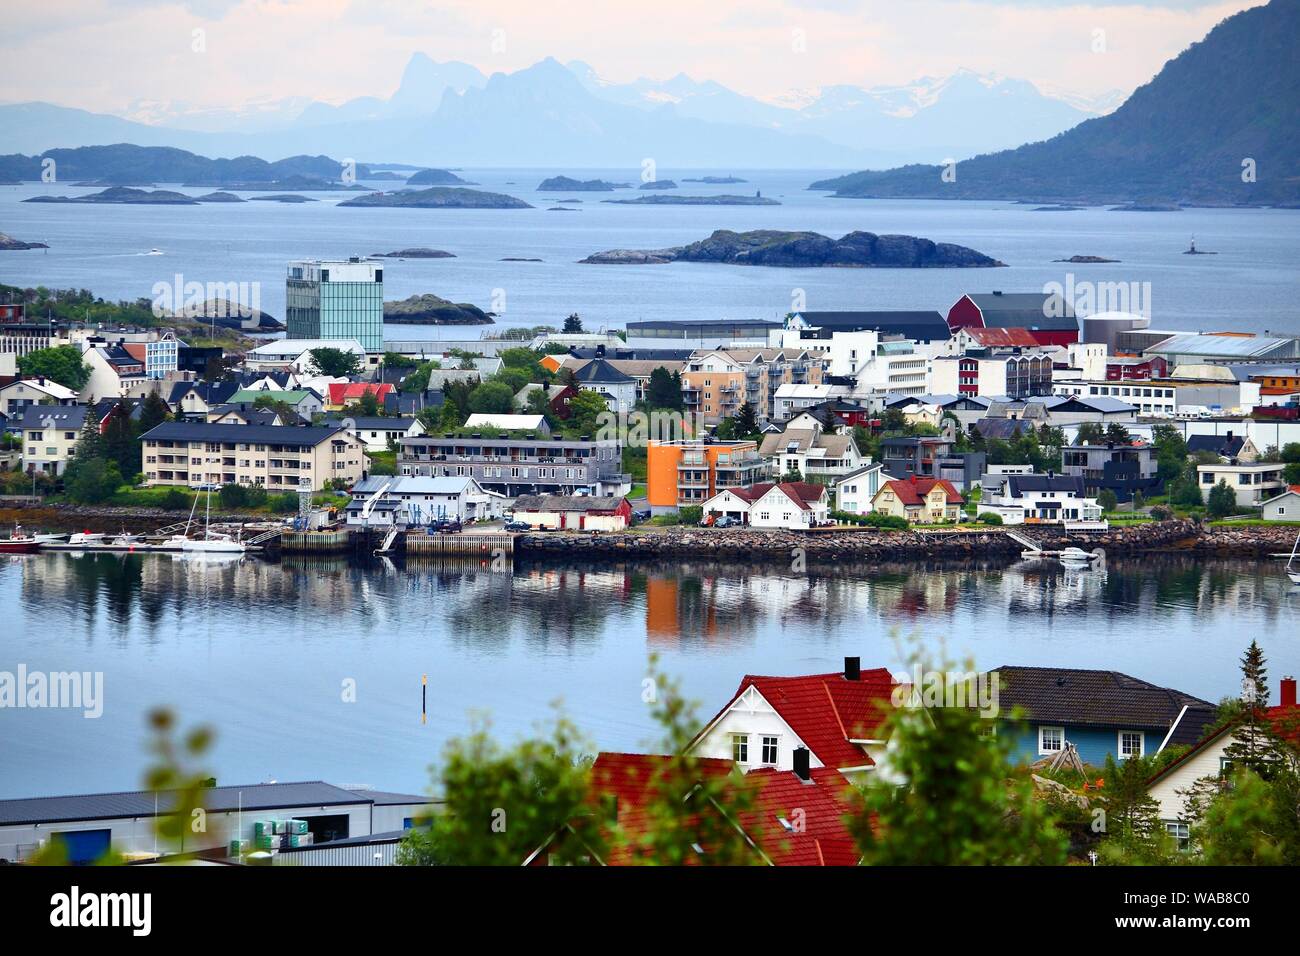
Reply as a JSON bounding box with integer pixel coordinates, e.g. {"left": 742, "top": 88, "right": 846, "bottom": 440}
{"left": 286, "top": 259, "right": 384, "bottom": 352}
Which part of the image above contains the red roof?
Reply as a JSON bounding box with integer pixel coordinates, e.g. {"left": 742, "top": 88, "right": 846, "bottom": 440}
{"left": 577, "top": 753, "right": 859, "bottom": 866}
{"left": 963, "top": 327, "right": 1041, "bottom": 348}
{"left": 698, "top": 669, "right": 896, "bottom": 770}
{"left": 726, "top": 482, "right": 827, "bottom": 509}
{"left": 328, "top": 382, "right": 393, "bottom": 405}
{"left": 880, "top": 476, "right": 964, "bottom": 506}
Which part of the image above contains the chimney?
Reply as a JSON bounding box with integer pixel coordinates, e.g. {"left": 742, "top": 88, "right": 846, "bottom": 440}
{"left": 844, "top": 656, "right": 861, "bottom": 681}
{"left": 1282, "top": 676, "right": 1297, "bottom": 709}
{"left": 793, "top": 746, "right": 811, "bottom": 781}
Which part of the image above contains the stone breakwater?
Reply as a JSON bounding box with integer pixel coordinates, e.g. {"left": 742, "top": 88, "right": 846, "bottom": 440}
{"left": 1190, "top": 523, "right": 1300, "bottom": 556}
{"left": 518, "top": 520, "right": 1205, "bottom": 564}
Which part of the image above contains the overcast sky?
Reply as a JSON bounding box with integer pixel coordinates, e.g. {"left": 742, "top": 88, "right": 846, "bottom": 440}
{"left": 2, "top": 0, "right": 1265, "bottom": 117}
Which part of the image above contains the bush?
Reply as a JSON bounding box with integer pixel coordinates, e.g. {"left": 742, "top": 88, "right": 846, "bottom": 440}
{"left": 1097, "top": 489, "right": 1119, "bottom": 512}
{"left": 1150, "top": 505, "right": 1173, "bottom": 521}
{"left": 977, "top": 512, "right": 1003, "bottom": 525}
{"left": 218, "top": 483, "right": 249, "bottom": 509}
{"left": 270, "top": 493, "right": 299, "bottom": 514}
{"left": 159, "top": 488, "right": 191, "bottom": 511}
{"left": 830, "top": 510, "right": 909, "bottom": 530}
{"left": 679, "top": 506, "right": 703, "bottom": 526}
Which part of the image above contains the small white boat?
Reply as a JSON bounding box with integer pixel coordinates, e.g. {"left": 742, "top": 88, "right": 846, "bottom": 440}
{"left": 1286, "top": 529, "right": 1300, "bottom": 585}
{"left": 31, "top": 531, "right": 68, "bottom": 544}
{"left": 181, "top": 532, "right": 245, "bottom": 554}
{"left": 146, "top": 248, "right": 163, "bottom": 255}
{"left": 67, "top": 531, "right": 105, "bottom": 546}
{"left": 1059, "top": 547, "right": 1098, "bottom": 567}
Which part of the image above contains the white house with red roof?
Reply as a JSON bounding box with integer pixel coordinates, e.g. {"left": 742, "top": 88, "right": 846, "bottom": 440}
{"left": 701, "top": 481, "right": 829, "bottom": 529}
{"left": 687, "top": 657, "right": 897, "bottom": 785}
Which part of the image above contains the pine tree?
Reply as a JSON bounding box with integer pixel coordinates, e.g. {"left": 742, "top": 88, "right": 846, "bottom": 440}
{"left": 1222, "top": 640, "right": 1281, "bottom": 777}
{"left": 734, "top": 401, "right": 758, "bottom": 437}
{"left": 75, "top": 406, "right": 103, "bottom": 462}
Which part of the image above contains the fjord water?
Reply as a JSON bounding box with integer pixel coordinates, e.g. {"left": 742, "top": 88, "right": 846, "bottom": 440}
{"left": 2, "top": 552, "right": 1296, "bottom": 798}
{"left": 3, "top": 169, "right": 1299, "bottom": 335}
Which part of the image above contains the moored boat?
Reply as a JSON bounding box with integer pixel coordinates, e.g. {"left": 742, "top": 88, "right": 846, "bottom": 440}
{"left": 0, "top": 526, "right": 39, "bottom": 553}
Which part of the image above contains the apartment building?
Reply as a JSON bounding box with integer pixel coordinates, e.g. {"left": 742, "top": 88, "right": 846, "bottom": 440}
{"left": 647, "top": 439, "right": 768, "bottom": 510}
{"left": 681, "top": 348, "right": 822, "bottom": 423}
{"left": 399, "top": 432, "right": 627, "bottom": 497}
{"left": 0, "top": 377, "right": 78, "bottom": 417}
{"left": 141, "top": 421, "right": 365, "bottom": 491}
{"left": 21, "top": 405, "right": 87, "bottom": 476}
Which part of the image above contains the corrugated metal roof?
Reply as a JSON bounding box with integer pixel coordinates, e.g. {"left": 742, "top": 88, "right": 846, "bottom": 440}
{"left": 1149, "top": 333, "right": 1297, "bottom": 358}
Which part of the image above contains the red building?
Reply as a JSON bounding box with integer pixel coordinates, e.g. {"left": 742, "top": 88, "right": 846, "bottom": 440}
{"left": 947, "top": 292, "right": 1079, "bottom": 346}
{"left": 1105, "top": 356, "right": 1168, "bottom": 381}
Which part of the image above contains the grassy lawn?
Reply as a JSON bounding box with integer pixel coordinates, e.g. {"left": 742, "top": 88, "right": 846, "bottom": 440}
{"left": 367, "top": 451, "right": 396, "bottom": 476}
{"left": 627, "top": 483, "right": 647, "bottom": 499}
{"left": 1209, "top": 518, "right": 1300, "bottom": 527}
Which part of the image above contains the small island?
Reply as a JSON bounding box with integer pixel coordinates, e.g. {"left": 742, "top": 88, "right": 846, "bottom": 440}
{"left": 537, "top": 176, "right": 628, "bottom": 191}
{"left": 195, "top": 191, "right": 246, "bottom": 203}
{"left": 406, "top": 168, "right": 475, "bottom": 186}
{"left": 384, "top": 293, "right": 494, "bottom": 325}
{"left": 0, "top": 231, "right": 48, "bottom": 250}
{"left": 338, "top": 187, "right": 533, "bottom": 209}
{"left": 371, "top": 248, "right": 456, "bottom": 259}
{"left": 1110, "top": 203, "right": 1182, "bottom": 212}
{"left": 1032, "top": 204, "right": 1084, "bottom": 212}
{"left": 182, "top": 175, "right": 364, "bottom": 191}
{"left": 248, "top": 194, "right": 317, "bottom": 203}
{"left": 581, "top": 229, "right": 1005, "bottom": 268}
{"left": 639, "top": 180, "right": 677, "bottom": 190}
{"left": 602, "top": 194, "right": 779, "bottom": 206}
{"left": 683, "top": 176, "right": 748, "bottom": 184}
{"left": 547, "top": 206, "right": 579, "bottom": 211}
{"left": 25, "top": 186, "right": 198, "bottom": 205}
{"left": 1054, "top": 255, "right": 1120, "bottom": 263}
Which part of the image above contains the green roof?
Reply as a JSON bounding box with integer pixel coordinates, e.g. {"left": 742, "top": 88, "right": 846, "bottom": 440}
{"left": 229, "top": 389, "right": 316, "bottom": 405}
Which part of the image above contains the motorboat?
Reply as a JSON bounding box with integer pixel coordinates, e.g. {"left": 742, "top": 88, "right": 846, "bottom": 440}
{"left": 0, "top": 526, "right": 38, "bottom": 554}
{"left": 1059, "top": 547, "right": 1099, "bottom": 567}
{"left": 31, "top": 531, "right": 69, "bottom": 544}
{"left": 67, "top": 531, "right": 106, "bottom": 547}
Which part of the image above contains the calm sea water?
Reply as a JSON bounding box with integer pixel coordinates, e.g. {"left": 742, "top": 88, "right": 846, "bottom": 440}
{"left": 3, "top": 168, "right": 1299, "bottom": 336}
{"left": 1, "top": 552, "right": 1296, "bottom": 798}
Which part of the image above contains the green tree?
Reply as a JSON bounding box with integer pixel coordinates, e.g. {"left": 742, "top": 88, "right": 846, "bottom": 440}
{"left": 75, "top": 406, "right": 104, "bottom": 463}
{"left": 17, "top": 345, "right": 91, "bottom": 391}
{"left": 735, "top": 401, "right": 759, "bottom": 438}
{"left": 848, "top": 664, "right": 1068, "bottom": 865}
{"left": 63, "top": 455, "right": 122, "bottom": 504}
{"left": 1152, "top": 424, "right": 1190, "bottom": 485}
{"left": 102, "top": 406, "right": 141, "bottom": 479}
{"left": 1207, "top": 479, "right": 1236, "bottom": 519}
{"left": 438, "top": 398, "right": 464, "bottom": 430}
{"left": 567, "top": 390, "right": 610, "bottom": 435}
{"left": 1096, "top": 753, "right": 1173, "bottom": 863}
{"left": 645, "top": 367, "right": 683, "bottom": 411}
{"left": 1074, "top": 421, "right": 1105, "bottom": 445}
{"left": 467, "top": 381, "right": 515, "bottom": 415}
{"left": 307, "top": 347, "right": 363, "bottom": 377}
{"left": 138, "top": 391, "right": 170, "bottom": 433}
{"left": 1098, "top": 489, "right": 1118, "bottom": 512}
{"left": 563, "top": 313, "right": 584, "bottom": 333}
{"left": 1104, "top": 422, "right": 1132, "bottom": 445}
{"left": 1192, "top": 767, "right": 1300, "bottom": 864}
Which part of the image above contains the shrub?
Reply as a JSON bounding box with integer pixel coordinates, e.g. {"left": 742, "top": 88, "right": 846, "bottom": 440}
{"left": 218, "top": 483, "right": 248, "bottom": 509}
{"left": 1097, "top": 489, "right": 1119, "bottom": 512}
{"left": 863, "top": 512, "right": 909, "bottom": 530}
{"left": 977, "top": 512, "right": 1003, "bottom": 525}
{"left": 270, "top": 493, "right": 299, "bottom": 514}
{"left": 159, "top": 488, "right": 191, "bottom": 511}
{"left": 679, "top": 506, "right": 703, "bottom": 526}
{"left": 1150, "top": 505, "right": 1173, "bottom": 521}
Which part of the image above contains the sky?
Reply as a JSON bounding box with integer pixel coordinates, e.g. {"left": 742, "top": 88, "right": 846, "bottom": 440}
{"left": 0, "top": 0, "right": 1268, "bottom": 119}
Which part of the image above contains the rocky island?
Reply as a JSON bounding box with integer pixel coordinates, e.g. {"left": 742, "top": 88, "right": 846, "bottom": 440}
{"left": 371, "top": 248, "right": 456, "bottom": 258}
{"left": 683, "top": 176, "right": 748, "bottom": 184}
{"left": 602, "top": 194, "right": 779, "bottom": 206}
{"left": 405, "top": 168, "right": 475, "bottom": 186}
{"left": 0, "top": 232, "right": 48, "bottom": 250}
{"left": 195, "top": 191, "right": 245, "bottom": 203}
{"left": 383, "top": 293, "right": 494, "bottom": 325}
{"left": 338, "top": 187, "right": 532, "bottom": 209}
{"left": 1054, "top": 255, "right": 1120, "bottom": 263}
{"left": 639, "top": 180, "right": 677, "bottom": 190}
{"left": 537, "top": 176, "right": 627, "bottom": 191}
{"left": 248, "top": 194, "right": 316, "bottom": 203}
{"left": 24, "top": 186, "right": 198, "bottom": 205}
{"left": 581, "top": 229, "right": 1005, "bottom": 268}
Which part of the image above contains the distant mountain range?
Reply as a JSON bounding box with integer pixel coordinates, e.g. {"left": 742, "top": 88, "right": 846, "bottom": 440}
{"left": 0, "top": 54, "right": 1114, "bottom": 168}
{"left": 812, "top": 0, "right": 1300, "bottom": 206}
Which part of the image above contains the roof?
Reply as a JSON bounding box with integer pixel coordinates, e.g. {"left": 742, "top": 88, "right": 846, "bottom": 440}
{"left": 1, "top": 378, "right": 78, "bottom": 400}
{"left": 20, "top": 404, "right": 88, "bottom": 429}
{"left": 571, "top": 358, "right": 634, "bottom": 384}
{"left": 230, "top": 389, "right": 317, "bottom": 405}
{"left": 142, "top": 420, "right": 349, "bottom": 446}
{"left": 328, "top": 382, "right": 394, "bottom": 405}
{"left": 878, "top": 476, "right": 964, "bottom": 506}
{"left": 701, "top": 669, "right": 896, "bottom": 770}
{"left": 0, "top": 781, "right": 383, "bottom": 827}
{"left": 962, "top": 292, "right": 1077, "bottom": 330}
{"left": 169, "top": 380, "right": 239, "bottom": 406}
{"left": 1005, "top": 474, "right": 1087, "bottom": 497}
{"left": 1147, "top": 333, "right": 1298, "bottom": 359}
{"left": 973, "top": 417, "right": 1035, "bottom": 441}
{"left": 329, "top": 416, "right": 415, "bottom": 430}
{"left": 1147, "top": 689, "right": 1300, "bottom": 789}
{"left": 351, "top": 475, "right": 481, "bottom": 496}
{"left": 248, "top": 338, "right": 365, "bottom": 357}
{"left": 1187, "top": 433, "right": 1246, "bottom": 457}
{"left": 832, "top": 463, "right": 885, "bottom": 486}
{"left": 464, "top": 413, "right": 548, "bottom": 430}
{"left": 793, "top": 310, "right": 950, "bottom": 341}
{"left": 992, "top": 666, "right": 1216, "bottom": 745}
{"left": 209, "top": 404, "right": 281, "bottom": 426}
{"left": 513, "top": 494, "right": 626, "bottom": 513}
{"left": 961, "top": 327, "right": 1043, "bottom": 348}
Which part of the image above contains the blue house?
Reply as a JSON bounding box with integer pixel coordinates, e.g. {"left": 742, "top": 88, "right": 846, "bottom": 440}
{"left": 990, "top": 666, "right": 1217, "bottom": 767}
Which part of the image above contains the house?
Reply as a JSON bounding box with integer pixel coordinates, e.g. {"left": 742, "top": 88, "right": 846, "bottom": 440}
{"left": 1260, "top": 488, "right": 1300, "bottom": 522}
{"left": 758, "top": 422, "right": 866, "bottom": 483}
{"left": 326, "top": 382, "right": 393, "bottom": 411}
{"left": 207, "top": 403, "right": 284, "bottom": 427}
{"left": 79, "top": 343, "right": 146, "bottom": 400}
{"left": 513, "top": 382, "right": 577, "bottom": 419}
{"left": 1196, "top": 461, "right": 1287, "bottom": 508}
{"left": 831, "top": 463, "right": 888, "bottom": 514}
{"left": 141, "top": 421, "right": 365, "bottom": 491}
{"left": 1145, "top": 677, "right": 1299, "bottom": 849}
{"left": 523, "top": 751, "right": 860, "bottom": 866}
{"left": 21, "top": 405, "right": 88, "bottom": 476}
{"left": 1186, "top": 431, "right": 1260, "bottom": 462}
{"left": 991, "top": 666, "right": 1218, "bottom": 767}
{"left": 688, "top": 657, "right": 896, "bottom": 786}
{"left": 700, "top": 481, "right": 829, "bottom": 529}
{"left": 0, "top": 377, "right": 78, "bottom": 417}
{"left": 345, "top": 475, "right": 505, "bottom": 526}
{"left": 646, "top": 439, "right": 767, "bottom": 512}
{"left": 0, "top": 781, "right": 430, "bottom": 864}
{"left": 984, "top": 474, "right": 1103, "bottom": 525}
{"left": 244, "top": 338, "right": 370, "bottom": 372}
{"left": 681, "top": 348, "right": 823, "bottom": 423}
{"left": 879, "top": 435, "right": 987, "bottom": 492}
{"left": 400, "top": 432, "right": 627, "bottom": 498}
{"left": 463, "top": 413, "right": 551, "bottom": 436}
{"left": 167, "top": 380, "right": 240, "bottom": 419}
{"left": 329, "top": 415, "right": 425, "bottom": 453}
{"left": 228, "top": 389, "right": 323, "bottom": 421}
{"left": 947, "top": 291, "right": 1079, "bottom": 346}
{"left": 511, "top": 494, "right": 631, "bottom": 531}
{"left": 1060, "top": 441, "right": 1161, "bottom": 502}
{"left": 570, "top": 358, "right": 637, "bottom": 413}
{"left": 871, "top": 476, "right": 964, "bottom": 523}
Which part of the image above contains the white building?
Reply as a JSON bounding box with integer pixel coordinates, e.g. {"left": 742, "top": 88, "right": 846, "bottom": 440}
{"left": 699, "top": 481, "right": 828, "bottom": 529}
{"left": 757, "top": 421, "right": 867, "bottom": 483}
{"left": 245, "top": 338, "right": 370, "bottom": 372}
{"left": 0, "top": 377, "right": 78, "bottom": 417}
{"left": 20, "top": 405, "right": 87, "bottom": 476}
{"left": 337, "top": 416, "right": 425, "bottom": 452}
{"left": 345, "top": 475, "right": 505, "bottom": 526}
{"left": 1260, "top": 489, "right": 1300, "bottom": 522}
{"left": 984, "top": 473, "right": 1103, "bottom": 525}
{"left": 463, "top": 413, "right": 551, "bottom": 435}
{"left": 832, "top": 463, "right": 888, "bottom": 514}
{"left": 1196, "top": 461, "right": 1288, "bottom": 508}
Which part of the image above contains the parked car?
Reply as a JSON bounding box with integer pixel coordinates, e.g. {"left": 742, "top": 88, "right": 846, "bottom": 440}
{"left": 431, "top": 518, "right": 462, "bottom": 533}
{"left": 714, "top": 515, "right": 738, "bottom": 529}
{"left": 632, "top": 509, "right": 652, "bottom": 524}
{"left": 504, "top": 520, "right": 532, "bottom": 532}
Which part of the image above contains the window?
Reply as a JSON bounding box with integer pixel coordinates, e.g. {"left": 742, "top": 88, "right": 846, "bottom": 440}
{"left": 761, "top": 736, "right": 778, "bottom": 765}
{"left": 1119, "top": 731, "right": 1144, "bottom": 759}
{"left": 1038, "top": 726, "right": 1064, "bottom": 754}
{"left": 731, "top": 733, "right": 749, "bottom": 763}
{"left": 1164, "top": 821, "right": 1190, "bottom": 851}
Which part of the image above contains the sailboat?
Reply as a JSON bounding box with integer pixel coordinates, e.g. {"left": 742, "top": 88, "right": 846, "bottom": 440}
{"left": 181, "top": 481, "right": 246, "bottom": 554}
{"left": 1286, "top": 529, "right": 1300, "bottom": 585}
